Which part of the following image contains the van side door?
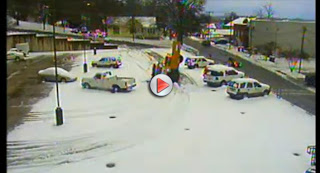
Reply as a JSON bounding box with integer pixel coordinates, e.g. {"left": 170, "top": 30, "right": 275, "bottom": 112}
{"left": 253, "top": 82, "right": 263, "bottom": 96}
{"left": 246, "top": 82, "right": 254, "bottom": 96}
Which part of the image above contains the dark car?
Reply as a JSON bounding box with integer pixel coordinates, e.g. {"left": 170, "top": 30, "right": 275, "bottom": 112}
{"left": 184, "top": 57, "right": 191, "bottom": 65}
{"left": 214, "top": 39, "right": 228, "bottom": 45}
{"left": 305, "top": 73, "right": 315, "bottom": 87}
{"left": 201, "top": 40, "right": 211, "bottom": 47}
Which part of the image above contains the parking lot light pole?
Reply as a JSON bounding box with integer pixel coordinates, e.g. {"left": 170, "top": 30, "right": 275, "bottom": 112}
{"left": 52, "top": 6, "right": 63, "bottom": 126}
{"left": 83, "top": 34, "right": 88, "bottom": 73}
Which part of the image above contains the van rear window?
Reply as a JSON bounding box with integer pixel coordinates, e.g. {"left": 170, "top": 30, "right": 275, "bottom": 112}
{"left": 210, "top": 71, "right": 223, "bottom": 76}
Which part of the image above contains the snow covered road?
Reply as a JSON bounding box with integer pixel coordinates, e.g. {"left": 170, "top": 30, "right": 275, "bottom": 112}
{"left": 7, "top": 48, "right": 315, "bottom": 173}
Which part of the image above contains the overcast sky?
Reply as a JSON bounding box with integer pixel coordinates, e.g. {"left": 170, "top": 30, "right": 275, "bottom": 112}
{"left": 204, "top": 0, "right": 315, "bottom": 20}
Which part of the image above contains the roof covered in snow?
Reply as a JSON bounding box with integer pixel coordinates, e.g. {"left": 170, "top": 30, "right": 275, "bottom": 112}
{"left": 38, "top": 67, "right": 75, "bottom": 79}
{"left": 7, "top": 31, "right": 35, "bottom": 36}
{"left": 207, "top": 64, "right": 234, "bottom": 72}
{"left": 186, "top": 56, "right": 206, "bottom": 59}
{"left": 232, "top": 78, "right": 259, "bottom": 83}
{"left": 225, "top": 17, "right": 255, "bottom": 26}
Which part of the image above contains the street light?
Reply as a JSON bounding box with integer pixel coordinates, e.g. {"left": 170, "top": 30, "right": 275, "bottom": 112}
{"left": 51, "top": 2, "right": 63, "bottom": 126}
{"left": 83, "top": 33, "right": 88, "bottom": 73}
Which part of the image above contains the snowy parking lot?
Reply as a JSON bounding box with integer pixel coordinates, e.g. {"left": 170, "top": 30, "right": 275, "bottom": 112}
{"left": 7, "top": 48, "right": 315, "bottom": 173}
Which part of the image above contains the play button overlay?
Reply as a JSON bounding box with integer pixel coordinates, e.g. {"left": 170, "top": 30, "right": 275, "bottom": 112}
{"left": 150, "top": 74, "right": 173, "bottom": 97}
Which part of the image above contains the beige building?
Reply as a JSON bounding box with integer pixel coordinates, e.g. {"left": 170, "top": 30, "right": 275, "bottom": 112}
{"left": 250, "top": 19, "right": 315, "bottom": 58}
{"left": 107, "top": 16, "right": 161, "bottom": 39}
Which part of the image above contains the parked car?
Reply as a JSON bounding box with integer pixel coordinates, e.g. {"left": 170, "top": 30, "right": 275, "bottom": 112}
{"left": 203, "top": 64, "right": 245, "bottom": 87}
{"left": 71, "top": 28, "right": 79, "bottom": 33}
{"left": 305, "top": 166, "right": 316, "bottom": 173}
{"left": 226, "top": 78, "right": 271, "bottom": 99}
{"left": 185, "top": 56, "right": 215, "bottom": 69}
{"left": 214, "top": 39, "right": 228, "bottom": 45}
{"left": 7, "top": 48, "right": 25, "bottom": 61}
{"left": 38, "top": 67, "right": 77, "bottom": 82}
{"left": 201, "top": 40, "right": 211, "bottom": 47}
{"left": 91, "top": 57, "right": 122, "bottom": 68}
{"left": 81, "top": 26, "right": 88, "bottom": 33}
{"left": 305, "top": 73, "right": 315, "bottom": 87}
{"left": 81, "top": 71, "right": 136, "bottom": 93}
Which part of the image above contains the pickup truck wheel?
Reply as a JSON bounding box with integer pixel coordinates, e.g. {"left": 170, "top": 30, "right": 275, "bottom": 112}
{"left": 207, "top": 82, "right": 215, "bottom": 87}
{"left": 61, "top": 78, "right": 67, "bottom": 83}
{"left": 263, "top": 90, "right": 270, "bottom": 96}
{"left": 82, "top": 83, "right": 91, "bottom": 89}
{"left": 111, "top": 85, "right": 120, "bottom": 93}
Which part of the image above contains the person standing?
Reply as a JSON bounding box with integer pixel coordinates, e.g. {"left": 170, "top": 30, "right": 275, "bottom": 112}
{"left": 151, "top": 63, "right": 156, "bottom": 78}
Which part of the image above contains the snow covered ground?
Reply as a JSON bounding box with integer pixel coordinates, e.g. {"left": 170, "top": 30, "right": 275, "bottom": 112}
{"left": 7, "top": 48, "right": 315, "bottom": 173}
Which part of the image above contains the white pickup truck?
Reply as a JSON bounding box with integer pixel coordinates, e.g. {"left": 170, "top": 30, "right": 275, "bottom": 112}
{"left": 81, "top": 71, "right": 136, "bottom": 93}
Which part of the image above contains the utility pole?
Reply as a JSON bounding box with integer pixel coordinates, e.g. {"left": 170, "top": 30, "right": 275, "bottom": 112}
{"left": 131, "top": 0, "right": 136, "bottom": 42}
{"left": 229, "top": 16, "right": 233, "bottom": 49}
{"left": 132, "top": 16, "right": 135, "bottom": 42}
{"left": 298, "top": 26, "right": 307, "bottom": 73}
{"left": 249, "top": 20, "right": 253, "bottom": 49}
{"left": 51, "top": 0, "right": 63, "bottom": 126}
{"left": 274, "top": 26, "right": 279, "bottom": 57}
{"left": 83, "top": 33, "right": 88, "bottom": 73}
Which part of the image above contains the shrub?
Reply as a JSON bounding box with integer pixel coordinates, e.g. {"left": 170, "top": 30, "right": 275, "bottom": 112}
{"left": 255, "top": 41, "right": 279, "bottom": 56}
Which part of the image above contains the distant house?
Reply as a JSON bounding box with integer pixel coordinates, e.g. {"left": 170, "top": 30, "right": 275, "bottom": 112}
{"left": 106, "top": 16, "right": 161, "bottom": 39}
{"left": 201, "top": 22, "right": 233, "bottom": 40}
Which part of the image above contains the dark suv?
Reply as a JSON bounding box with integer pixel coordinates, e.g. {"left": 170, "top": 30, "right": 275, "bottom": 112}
{"left": 305, "top": 73, "right": 315, "bottom": 87}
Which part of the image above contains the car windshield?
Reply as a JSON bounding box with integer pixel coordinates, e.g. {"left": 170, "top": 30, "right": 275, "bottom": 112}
{"left": 6, "top": 0, "right": 315, "bottom": 172}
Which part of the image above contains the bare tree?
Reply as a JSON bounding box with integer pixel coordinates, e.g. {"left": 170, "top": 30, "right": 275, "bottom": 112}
{"left": 255, "top": 7, "right": 264, "bottom": 18}
{"left": 263, "top": 2, "right": 275, "bottom": 19}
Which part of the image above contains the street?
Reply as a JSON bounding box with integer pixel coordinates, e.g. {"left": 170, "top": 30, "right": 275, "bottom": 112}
{"left": 184, "top": 38, "right": 316, "bottom": 115}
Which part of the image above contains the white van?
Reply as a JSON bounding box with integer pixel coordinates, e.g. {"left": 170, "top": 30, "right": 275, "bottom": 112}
{"left": 203, "top": 64, "right": 245, "bottom": 86}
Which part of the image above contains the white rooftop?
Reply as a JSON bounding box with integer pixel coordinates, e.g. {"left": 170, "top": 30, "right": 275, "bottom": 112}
{"left": 225, "top": 17, "right": 252, "bottom": 26}
{"left": 207, "top": 64, "right": 234, "bottom": 71}
{"left": 232, "top": 78, "right": 259, "bottom": 83}
{"left": 186, "top": 56, "right": 206, "bottom": 59}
